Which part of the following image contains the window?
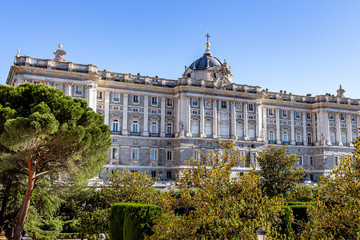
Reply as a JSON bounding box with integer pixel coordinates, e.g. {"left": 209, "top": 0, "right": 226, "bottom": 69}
{"left": 268, "top": 109, "right": 273, "bottom": 116}
{"left": 351, "top": 115, "right": 356, "bottom": 122}
{"left": 151, "top": 149, "right": 157, "bottom": 161}
{"left": 113, "top": 93, "right": 120, "bottom": 102}
{"left": 248, "top": 104, "right": 254, "bottom": 112}
{"left": 151, "top": 121, "right": 158, "bottom": 134}
{"left": 112, "top": 139, "right": 117, "bottom": 143}
{"left": 112, "top": 119, "right": 119, "bottom": 132}
{"left": 296, "top": 134, "right": 301, "bottom": 143}
{"left": 132, "top": 149, "right": 138, "bottom": 161}
{"left": 221, "top": 101, "right": 227, "bottom": 109}
{"left": 191, "top": 98, "right": 198, "bottom": 107}
{"left": 282, "top": 110, "right": 287, "bottom": 117}
{"left": 307, "top": 113, "right": 311, "bottom": 120}
{"left": 340, "top": 114, "right": 345, "bottom": 121}
{"left": 283, "top": 131, "right": 288, "bottom": 142}
{"left": 75, "top": 86, "right": 82, "bottom": 95}
{"left": 167, "top": 171, "right": 172, "bottom": 179}
{"left": 151, "top": 97, "right": 158, "bottom": 105}
{"left": 329, "top": 112, "right": 334, "bottom": 120}
{"left": 330, "top": 131, "right": 335, "bottom": 144}
{"left": 151, "top": 110, "right": 157, "bottom": 114}
{"left": 167, "top": 150, "right": 173, "bottom": 161}
{"left": 132, "top": 108, "right": 139, "bottom": 112}
{"left": 54, "top": 84, "right": 62, "bottom": 90}
{"left": 269, "top": 130, "right": 274, "bottom": 141}
{"left": 166, "top": 111, "right": 173, "bottom": 115}
{"left": 112, "top": 148, "right": 117, "bottom": 159}
{"left": 334, "top": 156, "right": 338, "bottom": 166}
{"left": 133, "top": 95, "right": 139, "bottom": 104}
{"left": 166, "top": 123, "right": 172, "bottom": 135}
{"left": 308, "top": 134, "right": 312, "bottom": 144}
{"left": 113, "top": 107, "right": 119, "bottom": 110}
{"left": 341, "top": 131, "right": 346, "bottom": 144}
{"left": 194, "top": 150, "right": 199, "bottom": 160}
{"left": 132, "top": 120, "right": 138, "bottom": 133}
{"left": 310, "top": 157, "right": 313, "bottom": 166}
{"left": 33, "top": 81, "right": 40, "bottom": 85}
{"left": 166, "top": 98, "right": 173, "bottom": 107}
{"left": 151, "top": 171, "right": 157, "bottom": 178}
{"left": 295, "top": 112, "right": 300, "bottom": 119}
{"left": 97, "top": 91, "right": 103, "bottom": 99}
{"left": 298, "top": 156, "right": 303, "bottom": 166}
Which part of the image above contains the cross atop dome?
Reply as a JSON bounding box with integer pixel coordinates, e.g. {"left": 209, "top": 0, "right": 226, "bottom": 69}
{"left": 204, "top": 32, "right": 212, "bottom": 55}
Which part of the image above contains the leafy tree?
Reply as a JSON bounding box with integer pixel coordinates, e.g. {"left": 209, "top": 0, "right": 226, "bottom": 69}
{"left": 149, "top": 142, "right": 286, "bottom": 240}
{"left": 299, "top": 138, "right": 360, "bottom": 239}
{"left": 257, "top": 145, "right": 309, "bottom": 197}
{"left": 0, "top": 84, "right": 111, "bottom": 240}
{"left": 74, "top": 170, "right": 162, "bottom": 239}
{"left": 284, "top": 184, "right": 319, "bottom": 202}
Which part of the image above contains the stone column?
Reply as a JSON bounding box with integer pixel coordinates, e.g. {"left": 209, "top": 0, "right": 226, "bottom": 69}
{"left": 325, "top": 111, "right": 331, "bottom": 145}
{"left": 85, "top": 86, "right": 90, "bottom": 105}
{"left": 312, "top": 113, "right": 317, "bottom": 145}
{"left": 290, "top": 110, "right": 295, "bottom": 145}
{"left": 143, "top": 96, "right": 149, "bottom": 136}
{"left": 335, "top": 113, "right": 342, "bottom": 146}
{"left": 256, "top": 103, "right": 262, "bottom": 141}
{"left": 160, "top": 97, "right": 166, "bottom": 137}
{"left": 316, "top": 111, "right": 322, "bottom": 145}
{"left": 122, "top": 94, "right": 128, "bottom": 135}
{"left": 302, "top": 112, "right": 307, "bottom": 145}
{"left": 347, "top": 113, "right": 352, "bottom": 145}
{"left": 213, "top": 99, "right": 218, "bottom": 138}
{"left": 176, "top": 98, "right": 181, "bottom": 135}
{"left": 104, "top": 91, "right": 110, "bottom": 127}
{"left": 263, "top": 107, "right": 267, "bottom": 141}
{"left": 244, "top": 103, "right": 249, "bottom": 140}
{"left": 200, "top": 98, "right": 205, "bottom": 137}
{"left": 231, "top": 101, "right": 236, "bottom": 139}
{"left": 186, "top": 97, "right": 191, "bottom": 137}
{"left": 276, "top": 109, "right": 281, "bottom": 144}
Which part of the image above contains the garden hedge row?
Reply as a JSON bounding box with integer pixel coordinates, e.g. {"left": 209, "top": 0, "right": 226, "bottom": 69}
{"left": 281, "top": 202, "right": 310, "bottom": 236}
{"left": 109, "top": 203, "right": 163, "bottom": 240}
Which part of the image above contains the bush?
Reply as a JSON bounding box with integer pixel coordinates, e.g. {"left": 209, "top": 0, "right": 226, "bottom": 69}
{"left": 109, "top": 203, "right": 162, "bottom": 240}
{"left": 281, "top": 202, "right": 309, "bottom": 237}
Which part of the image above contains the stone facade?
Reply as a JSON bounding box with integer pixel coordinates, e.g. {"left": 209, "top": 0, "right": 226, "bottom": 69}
{"left": 6, "top": 44, "right": 360, "bottom": 182}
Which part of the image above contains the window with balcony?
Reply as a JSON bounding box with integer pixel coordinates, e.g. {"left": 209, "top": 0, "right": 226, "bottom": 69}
{"left": 191, "top": 98, "right": 198, "bottom": 107}
{"left": 166, "top": 98, "right": 173, "bottom": 107}
{"left": 133, "top": 95, "right": 139, "bottom": 104}
{"left": 166, "top": 123, "right": 173, "bottom": 135}
{"left": 112, "top": 119, "right": 119, "bottom": 132}
{"left": 268, "top": 109, "right": 273, "bottom": 116}
{"left": 295, "top": 112, "right": 300, "bottom": 119}
{"left": 340, "top": 114, "right": 345, "bottom": 121}
{"left": 282, "top": 110, "right": 287, "bottom": 117}
{"left": 167, "top": 150, "right": 173, "bottom": 161}
{"left": 132, "top": 120, "right": 139, "bottom": 133}
{"left": 248, "top": 104, "right": 254, "bottom": 112}
{"left": 113, "top": 93, "right": 120, "bottom": 102}
{"left": 151, "top": 121, "right": 158, "bottom": 134}
{"left": 75, "top": 86, "right": 82, "bottom": 95}
{"left": 97, "top": 91, "right": 103, "bottom": 99}
{"left": 152, "top": 97, "right": 158, "bottom": 105}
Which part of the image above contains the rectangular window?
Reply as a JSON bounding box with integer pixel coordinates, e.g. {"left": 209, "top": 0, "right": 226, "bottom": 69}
{"left": 112, "top": 148, "right": 117, "bottom": 160}
{"left": 351, "top": 115, "right": 355, "bottom": 122}
{"left": 167, "top": 150, "right": 173, "bottom": 161}
{"left": 166, "top": 111, "right": 173, "bottom": 115}
{"left": 310, "top": 157, "right": 313, "bottom": 166}
{"left": 75, "top": 86, "right": 82, "bottom": 95}
{"left": 340, "top": 114, "right": 345, "bottom": 121}
{"left": 307, "top": 113, "right": 311, "bottom": 120}
{"left": 112, "top": 119, "right": 119, "bottom": 132}
{"left": 167, "top": 171, "right": 172, "bottom": 179}
{"left": 151, "top": 149, "right": 157, "bottom": 161}
{"left": 329, "top": 112, "right": 334, "bottom": 120}
{"left": 113, "top": 93, "right": 120, "bottom": 102}
{"left": 151, "top": 171, "right": 157, "bottom": 178}
{"left": 298, "top": 156, "right": 303, "bottom": 166}
{"left": 133, "top": 95, "right": 139, "bottom": 104}
{"left": 194, "top": 150, "right": 199, "bottom": 160}
{"left": 296, "top": 135, "right": 301, "bottom": 143}
{"left": 97, "top": 91, "right": 103, "bottom": 99}
{"left": 33, "top": 81, "right": 40, "bottom": 85}
{"left": 268, "top": 109, "right": 273, "bottom": 116}
{"left": 166, "top": 98, "right": 173, "bottom": 107}
{"left": 221, "top": 101, "right": 227, "bottom": 109}
{"left": 282, "top": 110, "right": 287, "bottom": 117}
{"left": 295, "top": 112, "right": 300, "bottom": 119}
{"left": 132, "top": 108, "right": 139, "bottom": 112}
{"left": 334, "top": 156, "right": 338, "bottom": 166}
{"left": 191, "top": 98, "right": 198, "bottom": 107}
{"left": 54, "top": 84, "right": 62, "bottom": 90}
{"left": 166, "top": 123, "right": 172, "bottom": 135}
{"left": 132, "top": 149, "right": 138, "bottom": 161}
{"left": 152, "top": 97, "right": 158, "bottom": 105}
{"left": 248, "top": 104, "right": 254, "bottom": 112}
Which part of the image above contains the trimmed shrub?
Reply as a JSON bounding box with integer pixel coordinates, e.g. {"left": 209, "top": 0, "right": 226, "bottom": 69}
{"left": 281, "top": 202, "right": 310, "bottom": 237}
{"left": 109, "top": 203, "right": 163, "bottom": 240}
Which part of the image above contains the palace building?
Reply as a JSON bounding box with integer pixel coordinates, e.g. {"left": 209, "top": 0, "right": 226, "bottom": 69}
{"left": 6, "top": 39, "right": 360, "bottom": 182}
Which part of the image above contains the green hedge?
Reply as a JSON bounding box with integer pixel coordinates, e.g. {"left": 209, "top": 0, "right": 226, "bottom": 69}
{"left": 281, "top": 202, "right": 310, "bottom": 237}
{"left": 109, "top": 203, "right": 163, "bottom": 240}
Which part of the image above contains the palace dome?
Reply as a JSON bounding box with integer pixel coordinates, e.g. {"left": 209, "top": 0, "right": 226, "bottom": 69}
{"left": 189, "top": 52, "right": 223, "bottom": 70}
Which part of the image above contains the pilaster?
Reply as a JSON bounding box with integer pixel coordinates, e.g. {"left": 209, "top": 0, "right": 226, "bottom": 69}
{"left": 302, "top": 112, "right": 307, "bottom": 145}
{"left": 104, "top": 91, "right": 110, "bottom": 127}
{"left": 231, "top": 101, "right": 236, "bottom": 139}
{"left": 244, "top": 103, "right": 249, "bottom": 140}
{"left": 200, "top": 98, "right": 206, "bottom": 137}
{"left": 160, "top": 97, "right": 166, "bottom": 137}
{"left": 276, "top": 109, "right": 281, "bottom": 144}
{"left": 143, "top": 96, "right": 149, "bottom": 136}
{"left": 290, "top": 110, "right": 295, "bottom": 145}
{"left": 213, "top": 99, "right": 218, "bottom": 138}
{"left": 122, "top": 94, "right": 128, "bottom": 135}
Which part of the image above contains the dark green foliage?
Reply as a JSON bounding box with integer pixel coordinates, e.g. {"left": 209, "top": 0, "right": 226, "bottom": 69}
{"left": 257, "top": 145, "right": 309, "bottom": 197}
{"left": 280, "top": 202, "right": 309, "bottom": 237}
{"left": 109, "top": 203, "right": 163, "bottom": 240}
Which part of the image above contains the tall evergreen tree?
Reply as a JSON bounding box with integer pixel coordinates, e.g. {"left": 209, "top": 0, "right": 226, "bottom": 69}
{"left": 0, "top": 84, "right": 111, "bottom": 240}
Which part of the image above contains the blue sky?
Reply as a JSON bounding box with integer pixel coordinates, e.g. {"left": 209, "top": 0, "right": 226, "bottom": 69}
{"left": 1, "top": 0, "right": 360, "bottom": 98}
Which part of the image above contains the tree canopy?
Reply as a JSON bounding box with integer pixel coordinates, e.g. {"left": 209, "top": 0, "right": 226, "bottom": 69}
{"left": 0, "top": 84, "right": 111, "bottom": 240}
{"left": 257, "top": 145, "right": 309, "bottom": 197}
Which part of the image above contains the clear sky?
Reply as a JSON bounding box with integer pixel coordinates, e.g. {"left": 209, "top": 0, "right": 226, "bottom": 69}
{"left": 1, "top": 0, "right": 360, "bottom": 98}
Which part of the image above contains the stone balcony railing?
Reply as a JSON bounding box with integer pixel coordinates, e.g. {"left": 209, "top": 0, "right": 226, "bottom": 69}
{"left": 14, "top": 56, "right": 360, "bottom": 106}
